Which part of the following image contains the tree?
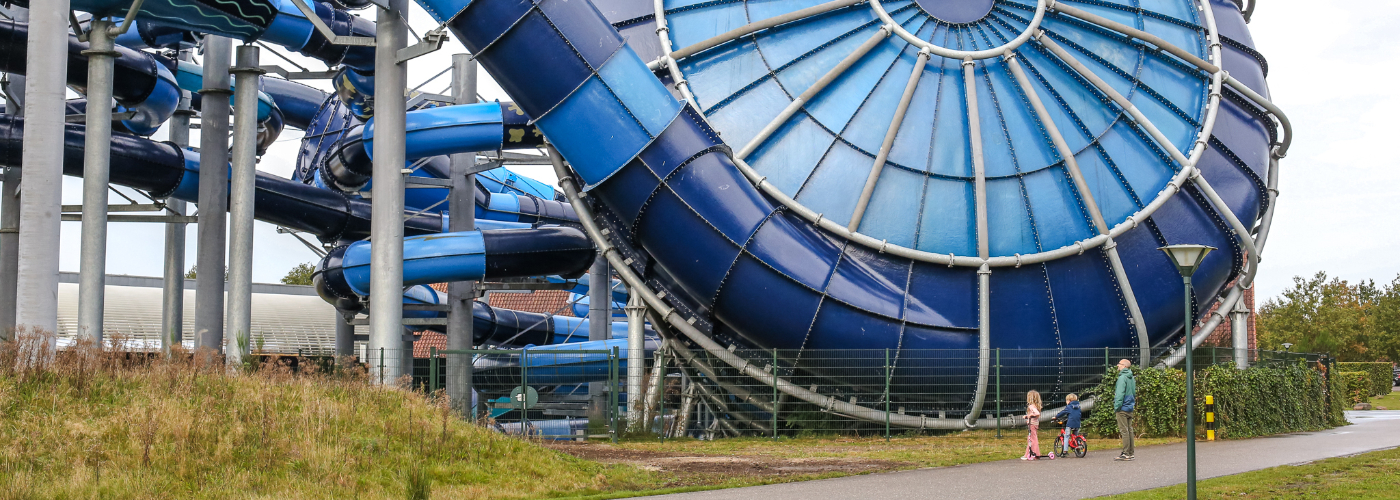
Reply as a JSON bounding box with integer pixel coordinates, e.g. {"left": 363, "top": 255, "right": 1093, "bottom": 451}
{"left": 184, "top": 266, "right": 227, "bottom": 281}
{"left": 1257, "top": 271, "right": 1395, "bottom": 362}
{"left": 281, "top": 262, "right": 316, "bottom": 286}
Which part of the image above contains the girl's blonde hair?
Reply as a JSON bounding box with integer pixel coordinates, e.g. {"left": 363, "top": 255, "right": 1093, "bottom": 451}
{"left": 1066, "top": 393, "right": 1079, "bottom": 402}
{"left": 1027, "top": 390, "right": 1042, "bottom": 410}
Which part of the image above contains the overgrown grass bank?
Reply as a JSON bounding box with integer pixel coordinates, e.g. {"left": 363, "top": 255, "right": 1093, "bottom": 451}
{"left": 0, "top": 337, "right": 656, "bottom": 499}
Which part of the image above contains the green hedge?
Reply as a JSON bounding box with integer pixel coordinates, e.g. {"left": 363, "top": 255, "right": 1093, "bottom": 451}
{"left": 1084, "top": 363, "right": 1345, "bottom": 439}
{"left": 1338, "top": 371, "right": 1371, "bottom": 406}
{"left": 1336, "top": 362, "right": 1392, "bottom": 397}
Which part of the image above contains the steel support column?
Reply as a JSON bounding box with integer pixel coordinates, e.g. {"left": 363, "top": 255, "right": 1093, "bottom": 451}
{"left": 14, "top": 0, "right": 70, "bottom": 343}
{"left": 194, "top": 36, "right": 232, "bottom": 353}
{"left": 446, "top": 53, "right": 478, "bottom": 416}
{"left": 587, "top": 256, "right": 612, "bottom": 429}
{"left": 76, "top": 20, "right": 119, "bottom": 345}
{"left": 625, "top": 292, "right": 646, "bottom": 428}
{"left": 1231, "top": 299, "right": 1249, "bottom": 369}
{"left": 369, "top": 0, "right": 408, "bottom": 384}
{"left": 334, "top": 312, "right": 354, "bottom": 357}
{"left": 162, "top": 50, "right": 193, "bottom": 355}
{"left": 0, "top": 5, "right": 27, "bottom": 342}
{"left": 226, "top": 45, "right": 261, "bottom": 367}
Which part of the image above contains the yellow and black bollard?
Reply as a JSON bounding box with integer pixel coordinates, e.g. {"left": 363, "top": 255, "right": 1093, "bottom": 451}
{"left": 1205, "top": 395, "right": 1216, "bottom": 441}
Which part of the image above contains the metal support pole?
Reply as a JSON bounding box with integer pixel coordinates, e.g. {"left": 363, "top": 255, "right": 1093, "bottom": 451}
{"left": 226, "top": 44, "right": 261, "bottom": 368}
{"left": 610, "top": 346, "right": 619, "bottom": 443}
{"left": 76, "top": 20, "right": 118, "bottom": 345}
{"left": 587, "top": 256, "right": 612, "bottom": 429}
{"left": 369, "top": 0, "right": 408, "bottom": 384}
{"left": 884, "top": 348, "right": 891, "bottom": 441}
{"left": 1184, "top": 275, "right": 1197, "bottom": 500}
{"left": 15, "top": 0, "right": 69, "bottom": 343}
{"left": 1231, "top": 299, "right": 1249, "bottom": 369}
{"left": 162, "top": 53, "right": 192, "bottom": 355}
{"left": 446, "top": 53, "right": 478, "bottom": 416}
{"left": 334, "top": 312, "right": 354, "bottom": 357}
{"left": 195, "top": 35, "right": 232, "bottom": 353}
{"left": 0, "top": 5, "right": 26, "bottom": 342}
{"left": 625, "top": 291, "right": 645, "bottom": 428}
{"left": 996, "top": 348, "right": 1001, "bottom": 438}
{"left": 772, "top": 348, "right": 778, "bottom": 439}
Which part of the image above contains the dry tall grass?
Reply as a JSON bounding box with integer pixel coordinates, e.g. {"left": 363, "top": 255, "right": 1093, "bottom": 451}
{"left": 0, "top": 330, "right": 655, "bottom": 499}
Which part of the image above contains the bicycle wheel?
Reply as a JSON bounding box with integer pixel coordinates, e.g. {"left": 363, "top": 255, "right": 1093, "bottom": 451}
{"left": 1054, "top": 436, "right": 1066, "bottom": 456}
{"left": 1072, "top": 436, "right": 1087, "bottom": 458}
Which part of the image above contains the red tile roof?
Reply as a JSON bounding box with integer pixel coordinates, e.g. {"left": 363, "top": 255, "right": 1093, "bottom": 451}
{"left": 413, "top": 284, "right": 576, "bottom": 357}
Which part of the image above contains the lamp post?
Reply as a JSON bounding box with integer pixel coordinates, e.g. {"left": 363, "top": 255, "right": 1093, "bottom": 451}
{"left": 1159, "top": 244, "right": 1215, "bottom": 500}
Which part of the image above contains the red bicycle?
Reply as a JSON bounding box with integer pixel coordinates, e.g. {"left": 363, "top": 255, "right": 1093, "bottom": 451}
{"left": 1051, "top": 415, "right": 1088, "bottom": 458}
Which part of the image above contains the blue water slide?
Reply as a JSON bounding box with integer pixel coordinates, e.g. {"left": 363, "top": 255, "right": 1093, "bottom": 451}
{"left": 570, "top": 293, "right": 625, "bottom": 319}
{"left": 315, "top": 226, "right": 595, "bottom": 297}
{"left": 420, "top": 0, "right": 1275, "bottom": 417}
{"left": 321, "top": 101, "right": 546, "bottom": 190}
{"left": 0, "top": 19, "right": 179, "bottom": 135}
{"left": 58, "top": 0, "right": 376, "bottom": 70}
{"left": 0, "top": 114, "right": 447, "bottom": 242}
{"left": 472, "top": 338, "right": 660, "bottom": 387}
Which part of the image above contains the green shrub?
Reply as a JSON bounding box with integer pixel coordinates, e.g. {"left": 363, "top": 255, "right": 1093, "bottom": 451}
{"left": 1338, "top": 371, "right": 1371, "bottom": 406}
{"left": 1083, "top": 363, "right": 1343, "bottom": 439}
{"left": 1336, "top": 362, "right": 1392, "bottom": 397}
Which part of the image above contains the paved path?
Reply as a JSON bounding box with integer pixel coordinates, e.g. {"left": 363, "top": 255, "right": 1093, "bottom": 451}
{"left": 644, "top": 411, "right": 1400, "bottom": 499}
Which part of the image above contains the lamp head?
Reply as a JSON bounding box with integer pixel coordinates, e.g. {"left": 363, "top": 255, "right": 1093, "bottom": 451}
{"left": 1158, "top": 244, "right": 1217, "bottom": 277}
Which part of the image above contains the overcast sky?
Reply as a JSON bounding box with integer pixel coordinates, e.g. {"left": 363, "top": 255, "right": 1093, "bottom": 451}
{"left": 47, "top": 1, "right": 1395, "bottom": 303}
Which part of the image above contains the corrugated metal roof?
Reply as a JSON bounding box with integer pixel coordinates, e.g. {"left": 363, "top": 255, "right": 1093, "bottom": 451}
{"left": 55, "top": 282, "right": 362, "bottom": 353}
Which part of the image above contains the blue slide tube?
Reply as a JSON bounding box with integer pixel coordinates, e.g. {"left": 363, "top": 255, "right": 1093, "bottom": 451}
{"left": 316, "top": 226, "right": 595, "bottom": 297}
{"left": 0, "top": 19, "right": 178, "bottom": 136}
{"left": 472, "top": 337, "right": 659, "bottom": 387}
{"left": 417, "top": 0, "right": 1275, "bottom": 413}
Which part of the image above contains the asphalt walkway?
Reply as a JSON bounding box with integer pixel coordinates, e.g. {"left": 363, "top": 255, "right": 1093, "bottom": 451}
{"left": 644, "top": 411, "right": 1400, "bottom": 499}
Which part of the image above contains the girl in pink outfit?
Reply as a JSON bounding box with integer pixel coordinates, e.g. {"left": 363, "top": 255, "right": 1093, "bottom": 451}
{"left": 1021, "top": 390, "right": 1043, "bottom": 460}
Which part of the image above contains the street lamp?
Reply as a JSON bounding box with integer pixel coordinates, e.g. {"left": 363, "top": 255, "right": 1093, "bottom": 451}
{"left": 1159, "top": 244, "right": 1215, "bottom": 500}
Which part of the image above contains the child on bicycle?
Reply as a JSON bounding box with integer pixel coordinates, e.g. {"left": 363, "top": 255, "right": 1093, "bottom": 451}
{"left": 1020, "top": 390, "right": 1043, "bottom": 460}
{"left": 1056, "top": 393, "right": 1082, "bottom": 436}
{"left": 1053, "top": 393, "right": 1084, "bottom": 457}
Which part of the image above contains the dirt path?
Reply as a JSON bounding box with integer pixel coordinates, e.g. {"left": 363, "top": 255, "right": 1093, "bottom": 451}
{"left": 546, "top": 442, "right": 911, "bottom": 489}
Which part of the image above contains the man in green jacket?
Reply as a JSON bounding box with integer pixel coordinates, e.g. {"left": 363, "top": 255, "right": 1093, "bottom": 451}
{"left": 1114, "top": 359, "right": 1137, "bottom": 461}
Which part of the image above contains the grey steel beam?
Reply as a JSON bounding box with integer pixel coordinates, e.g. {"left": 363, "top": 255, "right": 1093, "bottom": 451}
{"left": 15, "top": 0, "right": 70, "bottom": 342}
{"left": 850, "top": 49, "right": 928, "bottom": 232}
{"left": 736, "top": 26, "right": 890, "bottom": 159}
{"left": 447, "top": 53, "right": 478, "bottom": 417}
{"left": 0, "top": 5, "right": 26, "bottom": 342}
{"left": 587, "top": 255, "right": 612, "bottom": 430}
{"left": 962, "top": 56, "right": 992, "bottom": 428}
{"left": 370, "top": 0, "right": 408, "bottom": 384}
{"left": 226, "top": 44, "right": 261, "bottom": 367}
{"left": 195, "top": 35, "right": 232, "bottom": 353}
{"left": 334, "top": 312, "right": 354, "bottom": 357}
{"left": 1231, "top": 299, "right": 1249, "bottom": 369}
{"left": 1003, "top": 52, "right": 1150, "bottom": 364}
{"left": 76, "top": 20, "right": 117, "bottom": 345}
{"left": 663, "top": 0, "right": 866, "bottom": 62}
{"left": 162, "top": 50, "right": 192, "bottom": 355}
{"left": 625, "top": 292, "right": 646, "bottom": 428}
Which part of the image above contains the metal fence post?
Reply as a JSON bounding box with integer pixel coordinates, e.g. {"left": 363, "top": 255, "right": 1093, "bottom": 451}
{"left": 996, "top": 347, "right": 1001, "bottom": 438}
{"left": 1104, "top": 346, "right": 1110, "bottom": 372}
{"left": 884, "top": 348, "right": 890, "bottom": 442}
{"left": 520, "top": 347, "right": 530, "bottom": 437}
{"left": 429, "top": 347, "right": 438, "bottom": 393}
{"left": 611, "top": 346, "right": 620, "bottom": 443}
{"left": 772, "top": 348, "right": 778, "bottom": 440}
{"left": 379, "top": 347, "right": 385, "bottom": 385}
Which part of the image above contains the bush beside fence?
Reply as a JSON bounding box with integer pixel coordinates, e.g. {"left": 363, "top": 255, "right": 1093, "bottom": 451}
{"left": 1083, "top": 363, "right": 1343, "bottom": 439}
{"left": 1338, "top": 371, "right": 1370, "bottom": 406}
{"left": 1336, "top": 362, "right": 1392, "bottom": 397}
